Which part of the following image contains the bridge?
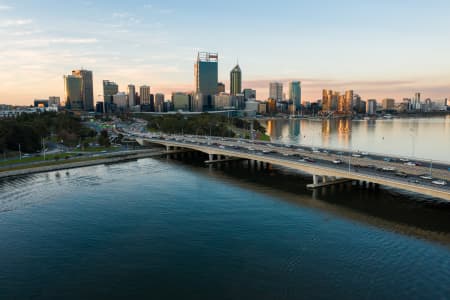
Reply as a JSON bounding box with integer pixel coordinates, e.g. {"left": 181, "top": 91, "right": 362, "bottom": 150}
{"left": 127, "top": 132, "right": 450, "bottom": 201}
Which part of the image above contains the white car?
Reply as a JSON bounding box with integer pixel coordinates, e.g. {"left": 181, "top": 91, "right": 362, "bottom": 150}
{"left": 332, "top": 159, "right": 343, "bottom": 164}
{"left": 352, "top": 153, "right": 361, "bottom": 157}
{"left": 404, "top": 162, "right": 417, "bottom": 166}
{"left": 431, "top": 180, "right": 447, "bottom": 186}
{"left": 419, "top": 175, "right": 433, "bottom": 180}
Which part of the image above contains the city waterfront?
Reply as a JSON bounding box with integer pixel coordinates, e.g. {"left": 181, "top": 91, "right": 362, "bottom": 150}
{"left": 265, "top": 116, "right": 450, "bottom": 162}
{"left": 0, "top": 152, "right": 449, "bottom": 298}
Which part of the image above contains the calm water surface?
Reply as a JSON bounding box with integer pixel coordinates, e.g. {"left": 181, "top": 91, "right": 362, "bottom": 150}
{"left": 0, "top": 155, "right": 449, "bottom": 299}
{"left": 265, "top": 116, "right": 450, "bottom": 162}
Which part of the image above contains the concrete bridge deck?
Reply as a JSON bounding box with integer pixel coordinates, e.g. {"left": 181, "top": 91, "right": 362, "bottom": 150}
{"left": 133, "top": 135, "right": 450, "bottom": 201}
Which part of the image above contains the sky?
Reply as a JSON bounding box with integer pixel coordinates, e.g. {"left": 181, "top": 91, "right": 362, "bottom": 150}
{"left": 1, "top": 0, "right": 450, "bottom": 105}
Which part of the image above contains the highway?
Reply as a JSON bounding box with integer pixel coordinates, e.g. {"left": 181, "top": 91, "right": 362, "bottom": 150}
{"left": 118, "top": 125, "right": 450, "bottom": 200}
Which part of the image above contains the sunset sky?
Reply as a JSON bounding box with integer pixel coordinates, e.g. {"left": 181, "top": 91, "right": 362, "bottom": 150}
{"left": 1, "top": 0, "right": 450, "bottom": 105}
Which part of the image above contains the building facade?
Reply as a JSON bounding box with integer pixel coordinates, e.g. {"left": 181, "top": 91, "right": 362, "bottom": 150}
{"left": 230, "top": 64, "right": 242, "bottom": 96}
{"left": 172, "top": 92, "right": 191, "bottom": 111}
{"left": 288, "top": 81, "right": 301, "bottom": 110}
{"left": 127, "top": 84, "right": 136, "bottom": 107}
{"left": 103, "top": 80, "right": 118, "bottom": 113}
{"left": 72, "top": 69, "right": 94, "bottom": 111}
{"left": 140, "top": 85, "right": 151, "bottom": 105}
{"left": 64, "top": 75, "right": 83, "bottom": 110}
{"left": 269, "top": 82, "right": 283, "bottom": 102}
{"left": 195, "top": 52, "right": 218, "bottom": 110}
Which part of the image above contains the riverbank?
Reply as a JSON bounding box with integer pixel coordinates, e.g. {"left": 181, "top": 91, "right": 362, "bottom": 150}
{"left": 0, "top": 148, "right": 170, "bottom": 179}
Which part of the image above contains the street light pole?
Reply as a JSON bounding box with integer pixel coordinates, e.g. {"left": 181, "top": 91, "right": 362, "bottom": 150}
{"left": 19, "top": 143, "right": 21, "bottom": 160}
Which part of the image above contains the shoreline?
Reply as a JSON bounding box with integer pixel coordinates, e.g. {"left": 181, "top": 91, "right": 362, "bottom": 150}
{"left": 0, "top": 148, "right": 168, "bottom": 179}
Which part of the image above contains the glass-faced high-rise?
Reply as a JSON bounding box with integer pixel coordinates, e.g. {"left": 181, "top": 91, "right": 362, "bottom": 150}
{"left": 64, "top": 75, "right": 83, "bottom": 110}
{"left": 72, "top": 69, "right": 94, "bottom": 111}
{"left": 194, "top": 52, "right": 218, "bottom": 110}
{"left": 230, "top": 64, "right": 242, "bottom": 95}
{"left": 289, "top": 81, "right": 301, "bottom": 110}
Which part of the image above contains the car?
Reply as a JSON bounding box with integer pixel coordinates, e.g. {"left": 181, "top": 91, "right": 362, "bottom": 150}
{"left": 382, "top": 167, "right": 396, "bottom": 172}
{"left": 431, "top": 180, "right": 447, "bottom": 186}
{"left": 395, "top": 171, "right": 408, "bottom": 178}
{"left": 419, "top": 175, "right": 433, "bottom": 180}
{"left": 304, "top": 157, "right": 316, "bottom": 163}
{"left": 361, "top": 152, "right": 369, "bottom": 155}
{"left": 399, "top": 158, "right": 409, "bottom": 162}
{"left": 383, "top": 158, "right": 391, "bottom": 162}
{"left": 352, "top": 153, "right": 361, "bottom": 157}
{"left": 218, "top": 145, "right": 225, "bottom": 149}
{"left": 332, "top": 159, "right": 343, "bottom": 164}
{"left": 404, "top": 162, "right": 417, "bottom": 166}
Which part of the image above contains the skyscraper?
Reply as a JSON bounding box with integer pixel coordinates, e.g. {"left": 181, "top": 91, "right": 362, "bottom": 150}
{"left": 230, "top": 64, "right": 242, "bottom": 96}
{"left": 154, "top": 93, "right": 165, "bottom": 112}
{"left": 194, "top": 52, "right": 218, "bottom": 111}
{"left": 128, "top": 84, "right": 136, "bottom": 107}
{"left": 288, "top": 81, "right": 301, "bottom": 110}
{"left": 413, "top": 92, "right": 421, "bottom": 110}
{"left": 345, "top": 90, "right": 354, "bottom": 113}
{"left": 103, "top": 80, "right": 118, "bottom": 112}
{"left": 72, "top": 69, "right": 94, "bottom": 111}
{"left": 269, "top": 82, "right": 283, "bottom": 102}
{"left": 64, "top": 75, "right": 83, "bottom": 110}
{"left": 140, "top": 85, "right": 151, "bottom": 105}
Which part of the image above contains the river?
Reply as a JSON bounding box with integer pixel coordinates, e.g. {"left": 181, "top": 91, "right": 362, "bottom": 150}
{"left": 0, "top": 117, "right": 449, "bottom": 299}
{"left": 265, "top": 116, "right": 450, "bottom": 162}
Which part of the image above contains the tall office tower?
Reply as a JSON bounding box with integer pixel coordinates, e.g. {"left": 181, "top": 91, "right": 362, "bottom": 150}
{"left": 194, "top": 52, "right": 218, "bottom": 111}
{"left": 345, "top": 90, "right": 354, "bottom": 113}
{"left": 154, "top": 93, "right": 165, "bottom": 112}
{"left": 352, "top": 93, "right": 361, "bottom": 112}
{"left": 338, "top": 94, "right": 346, "bottom": 112}
{"left": 72, "top": 69, "right": 94, "bottom": 111}
{"left": 140, "top": 85, "right": 151, "bottom": 105}
{"left": 331, "top": 91, "right": 339, "bottom": 111}
{"left": 64, "top": 75, "right": 83, "bottom": 110}
{"left": 103, "top": 80, "right": 119, "bottom": 104}
{"left": 322, "top": 89, "right": 330, "bottom": 111}
{"left": 367, "top": 99, "right": 377, "bottom": 115}
{"left": 288, "top": 81, "right": 301, "bottom": 110}
{"left": 269, "top": 82, "right": 283, "bottom": 102}
{"left": 230, "top": 64, "right": 242, "bottom": 95}
{"left": 127, "top": 84, "right": 136, "bottom": 107}
{"left": 413, "top": 92, "right": 421, "bottom": 110}
{"left": 217, "top": 82, "right": 225, "bottom": 93}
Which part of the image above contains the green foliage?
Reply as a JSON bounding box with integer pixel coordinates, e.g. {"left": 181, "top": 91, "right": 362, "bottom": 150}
{"left": 0, "top": 112, "right": 96, "bottom": 152}
{"left": 141, "top": 113, "right": 266, "bottom": 137}
{"left": 98, "top": 130, "right": 110, "bottom": 147}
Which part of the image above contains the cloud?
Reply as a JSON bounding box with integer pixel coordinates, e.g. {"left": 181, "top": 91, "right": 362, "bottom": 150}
{"left": 0, "top": 4, "right": 12, "bottom": 11}
{"left": 0, "top": 19, "right": 32, "bottom": 27}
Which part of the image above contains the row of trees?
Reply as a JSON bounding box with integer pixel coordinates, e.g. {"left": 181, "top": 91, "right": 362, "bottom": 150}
{"left": 0, "top": 112, "right": 96, "bottom": 153}
{"left": 142, "top": 113, "right": 266, "bottom": 137}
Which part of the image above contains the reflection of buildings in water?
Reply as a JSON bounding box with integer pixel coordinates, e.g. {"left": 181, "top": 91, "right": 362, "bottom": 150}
{"left": 289, "top": 120, "right": 301, "bottom": 138}
{"left": 338, "top": 118, "right": 352, "bottom": 134}
{"left": 321, "top": 120, "right": 336, "bottom": 136}
{"left": 337, "top": 119, "right": 351, "bottom": 148}
{"left": 266, "top": 119, "right": 286, "bottom": 140}
{"left": 266, "top": 120, "right": 274, "bottom": 136}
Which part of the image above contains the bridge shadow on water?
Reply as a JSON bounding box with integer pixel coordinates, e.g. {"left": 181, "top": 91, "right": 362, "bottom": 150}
{"left": 166, "top": 152, "right": 450, "bottom": 246}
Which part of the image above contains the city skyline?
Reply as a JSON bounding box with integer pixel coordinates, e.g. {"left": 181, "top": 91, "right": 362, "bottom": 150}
{"left": 1, "top": 0, "right": 450, "bottom": 105}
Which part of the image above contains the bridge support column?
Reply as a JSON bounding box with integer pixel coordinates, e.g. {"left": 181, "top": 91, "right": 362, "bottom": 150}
{"left": 313, "top": 175, "right": 319, "bottom": 185}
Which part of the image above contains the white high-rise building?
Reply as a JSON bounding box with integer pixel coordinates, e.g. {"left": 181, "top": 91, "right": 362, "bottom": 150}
{"left": 269, "top": 82, "right": 283, "bottom": 102}
{"left": 154, "top": 93, "right": 165, "bottom": 112}
{"left": 127, "top": 84, "right": 136, "bottom": 107}
{"left": 140, "top": 85, "right": 151, "bottom": 105}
